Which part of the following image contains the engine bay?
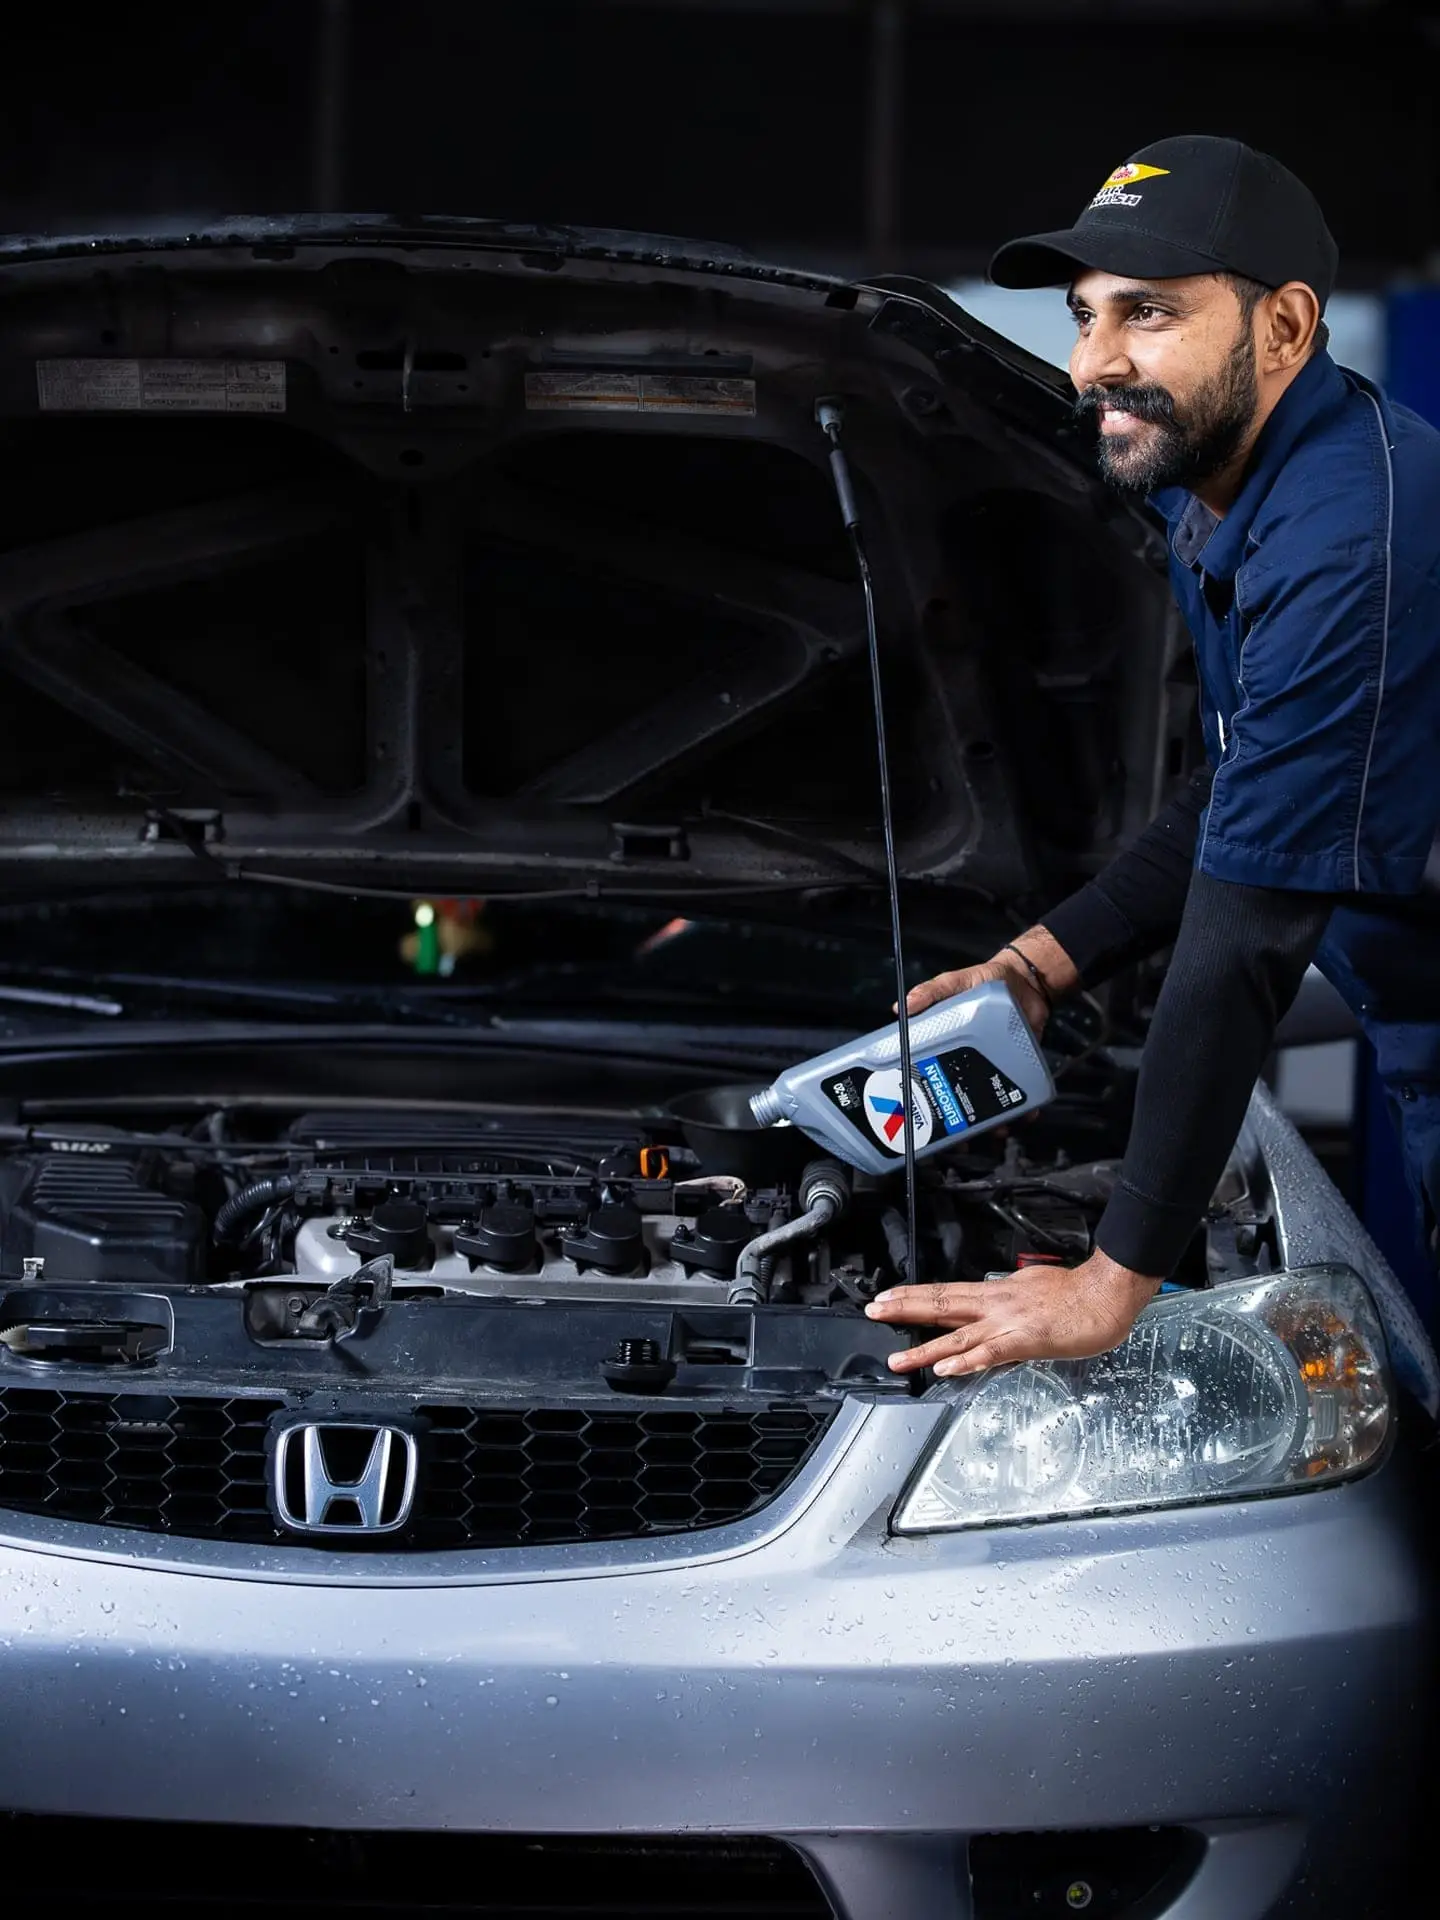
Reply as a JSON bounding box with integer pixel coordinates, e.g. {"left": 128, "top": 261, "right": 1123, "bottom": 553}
{"left": 0, "top": 1083, "right": 1294, "bottom": 1549}
{"left": 0, "top": 1095, "right": 1278, "bottom": 1349}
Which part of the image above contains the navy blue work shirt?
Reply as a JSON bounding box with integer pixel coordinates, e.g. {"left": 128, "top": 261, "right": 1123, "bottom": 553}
{"left": 1152, "top": 349, "right": 1440, "bottom": 1261}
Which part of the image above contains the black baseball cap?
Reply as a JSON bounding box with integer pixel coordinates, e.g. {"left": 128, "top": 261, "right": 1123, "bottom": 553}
{"left": 989, "top": 135, "right": 1338, "bottom": 311}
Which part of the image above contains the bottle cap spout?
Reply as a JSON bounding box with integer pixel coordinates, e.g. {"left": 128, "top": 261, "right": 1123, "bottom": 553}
{"left": 749, "top": 1085, "right": 783, "bottom": 1129}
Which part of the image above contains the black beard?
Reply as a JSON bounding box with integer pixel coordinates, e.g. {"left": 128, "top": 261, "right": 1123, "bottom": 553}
{"left": 1072, "top": 329, "right": 1259, "bottom": 494}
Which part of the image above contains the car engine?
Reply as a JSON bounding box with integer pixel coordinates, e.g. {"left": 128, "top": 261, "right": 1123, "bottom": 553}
{"left": 0, "top": 1101, "right": 1272, "bottom": 1317}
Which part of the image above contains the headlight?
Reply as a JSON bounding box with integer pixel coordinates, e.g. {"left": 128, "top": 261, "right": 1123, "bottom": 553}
{"left": 892, "top": 1265, "right": 1391, "bottom": 1534}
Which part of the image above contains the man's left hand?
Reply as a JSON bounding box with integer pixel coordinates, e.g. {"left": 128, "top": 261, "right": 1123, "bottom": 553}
{"left": 864, "top": 1251, "right": 1162, "bottom": 1377}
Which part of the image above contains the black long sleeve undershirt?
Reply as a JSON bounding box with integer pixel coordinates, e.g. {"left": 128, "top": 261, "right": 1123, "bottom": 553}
{"left": 1091, "top": 872, "right": 1333, "bottom": 1276}
{"left": 1033, "top": 767, "right": 1336, "bottom": 1275}
{"left": 1041, "top": 764, "right": 1214, "bottom": 986}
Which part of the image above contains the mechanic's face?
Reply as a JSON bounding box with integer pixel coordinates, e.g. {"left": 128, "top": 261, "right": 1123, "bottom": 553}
{"left": 1067, "top": 270, "right": 1261, "bottom": 494}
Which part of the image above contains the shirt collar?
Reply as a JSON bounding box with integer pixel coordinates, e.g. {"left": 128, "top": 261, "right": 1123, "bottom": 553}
{"left": 1153, "top": 350, "right": 1349, "bottom": 583}
{"left": 1170, "top": 493, "right": 1220, "bottom": 570}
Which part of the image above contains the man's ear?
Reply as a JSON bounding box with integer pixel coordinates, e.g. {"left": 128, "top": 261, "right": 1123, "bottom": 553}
{"left": 1263, "top": 282, "right": 1322, "bottom": 369}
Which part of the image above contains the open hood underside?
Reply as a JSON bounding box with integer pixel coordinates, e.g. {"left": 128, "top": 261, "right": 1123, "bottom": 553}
{"left": 0, "top": 217, "right": 1192, "bottom": 910}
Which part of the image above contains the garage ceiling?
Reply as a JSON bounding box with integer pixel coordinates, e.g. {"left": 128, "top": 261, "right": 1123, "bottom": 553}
{"left": 2, "top": 1, "right": 1434, "bottom": 284}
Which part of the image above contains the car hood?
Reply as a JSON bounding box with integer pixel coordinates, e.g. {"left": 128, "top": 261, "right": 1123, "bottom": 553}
{"left": 0, "top": 215, "right": 1188, "bottom": 915}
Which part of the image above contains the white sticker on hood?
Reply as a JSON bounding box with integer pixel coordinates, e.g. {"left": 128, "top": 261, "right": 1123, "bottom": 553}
{"left": 36, "top": 359, "right": 286, "bottom": 414}
{"left": 525, "top": 371, "right": 754, "bottom": 416}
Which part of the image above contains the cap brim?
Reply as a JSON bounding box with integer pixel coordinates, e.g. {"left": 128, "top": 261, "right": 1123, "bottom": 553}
{"left": 988, "top": 226, "right": 1228, "bottom": 290}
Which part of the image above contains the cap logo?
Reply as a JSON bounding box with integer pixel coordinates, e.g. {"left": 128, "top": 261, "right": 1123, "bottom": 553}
{"left": 1090, "top": 161, "right": 1169, "bottom": 211}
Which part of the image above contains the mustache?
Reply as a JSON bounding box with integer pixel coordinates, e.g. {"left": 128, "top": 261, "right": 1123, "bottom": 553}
{"left": 1071, "top": 383, "right": 1180, "bottom": 430}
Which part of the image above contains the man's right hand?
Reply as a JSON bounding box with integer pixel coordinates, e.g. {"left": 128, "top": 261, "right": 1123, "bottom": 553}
{"left": 901, "top": 927, "right": 1079, "bottom": 1040}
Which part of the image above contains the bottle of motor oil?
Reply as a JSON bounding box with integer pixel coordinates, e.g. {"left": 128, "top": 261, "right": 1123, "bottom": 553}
{"left": 749, "top": 979, "right": 1055, "bottom": 1175}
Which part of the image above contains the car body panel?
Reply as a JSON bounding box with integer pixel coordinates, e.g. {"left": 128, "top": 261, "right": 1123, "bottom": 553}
{"left": 0, "top": 1404, "right": 1424, "bottom": 1917}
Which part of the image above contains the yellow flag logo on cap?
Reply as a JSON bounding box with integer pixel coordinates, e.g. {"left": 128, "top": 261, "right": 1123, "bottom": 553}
{"left": 1098, "top": 162, "right": 1170, "bottom": 192}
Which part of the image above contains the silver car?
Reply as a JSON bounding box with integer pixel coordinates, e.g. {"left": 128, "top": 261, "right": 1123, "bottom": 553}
{"left": 0, "top": 218, "right": 1432, "bottom": 1920}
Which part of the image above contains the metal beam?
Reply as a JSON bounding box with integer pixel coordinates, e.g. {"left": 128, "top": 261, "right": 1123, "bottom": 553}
{"left": 463, "top": 478, "right": 865, "bottom": 806}
{"left": 0, "top": 616, "right": 321, "bottom": 803}
{"left": 0, "top": 486, "right": 348, "bottom": 623}
{"left": 469, "top": 478, "right": 864, "bottom": 646}
{"left": 521, "top": 631, "right": 821, "bottom": 806}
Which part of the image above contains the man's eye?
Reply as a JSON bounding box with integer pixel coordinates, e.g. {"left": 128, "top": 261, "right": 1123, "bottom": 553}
{"left": 1133, "top": 305, "right": 1166, "bottom": 322}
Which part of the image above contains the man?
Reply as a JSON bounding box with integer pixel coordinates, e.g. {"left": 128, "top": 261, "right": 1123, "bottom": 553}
{"left": 866, "top": 134, "right": 1440, "bottom": 1379}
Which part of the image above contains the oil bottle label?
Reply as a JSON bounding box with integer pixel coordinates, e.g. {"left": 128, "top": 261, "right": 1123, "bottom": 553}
{"left": 822, "top": 1046, "right": 1026, "bottom": 1157}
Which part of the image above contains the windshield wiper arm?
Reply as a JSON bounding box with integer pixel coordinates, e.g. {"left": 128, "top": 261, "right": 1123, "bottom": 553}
{"left": 0, "top": 964, "right": 349, "bottom": 1009}
{"left": 0, "top": 967, "right": 477, "bottom": 1025}
{"left": 0, "top": 982, "right": 125, "bottom": 1016}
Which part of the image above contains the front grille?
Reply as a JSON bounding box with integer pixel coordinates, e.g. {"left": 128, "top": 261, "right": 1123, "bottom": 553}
{"left": 0, "top": 1388, "right": 832, "bottom": 1549}
{"left": 0, "top": 1819, "right": 833, "bottom": 1917}
{"left": 0, "top": 1388, "right": 281, "bottom": 1538}
{"left": 415, "top": 1403, "right": 828, "bottom": 1546}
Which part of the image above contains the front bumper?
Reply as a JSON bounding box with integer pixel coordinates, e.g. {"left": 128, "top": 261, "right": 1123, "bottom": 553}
{"left": 0, "top": 1397, "right": 1429, "bottom": 1920}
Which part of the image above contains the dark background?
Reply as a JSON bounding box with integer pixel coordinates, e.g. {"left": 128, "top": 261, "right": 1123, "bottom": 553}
{"left": 4, "top": 0, "right": 1436, "bottom": 288}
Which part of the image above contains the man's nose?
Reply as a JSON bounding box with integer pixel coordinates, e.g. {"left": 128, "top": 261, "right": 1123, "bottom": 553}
{"left": 1070, "top": 323, "right": 1134, "bottom": 391}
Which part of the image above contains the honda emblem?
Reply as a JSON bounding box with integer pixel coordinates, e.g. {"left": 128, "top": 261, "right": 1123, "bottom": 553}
{"left": 271, "top": 1419, "right": 419, "bottom": 1536}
